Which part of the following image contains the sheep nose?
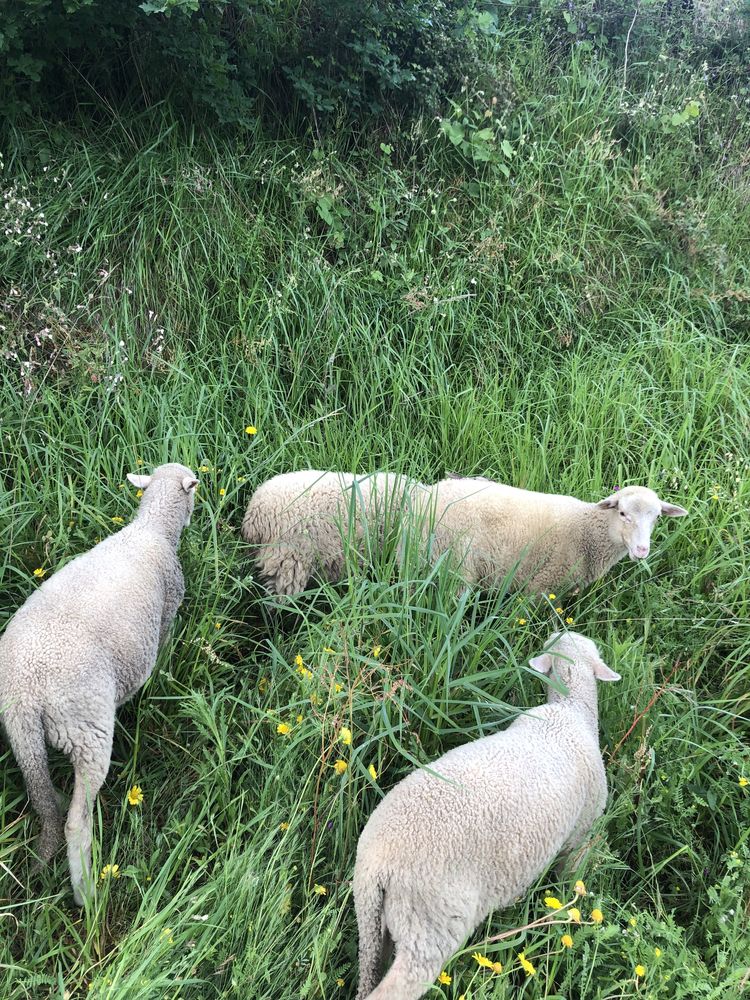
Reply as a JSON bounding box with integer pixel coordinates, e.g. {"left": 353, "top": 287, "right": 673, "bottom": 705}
{"left": 634, "top": 545, "right": 649, "bottom": 558}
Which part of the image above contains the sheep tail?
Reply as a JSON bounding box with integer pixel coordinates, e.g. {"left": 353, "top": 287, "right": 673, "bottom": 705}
{"left": 354, "top": 871, "right": 387, "bottom": 1000}
{"left": 3, "top": 705, "right": 61, "bottom": 854}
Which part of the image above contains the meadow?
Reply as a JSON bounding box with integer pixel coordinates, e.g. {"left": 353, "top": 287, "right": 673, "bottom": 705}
{"left": 1, "top": 25, "right": 750, "bottom": 1000}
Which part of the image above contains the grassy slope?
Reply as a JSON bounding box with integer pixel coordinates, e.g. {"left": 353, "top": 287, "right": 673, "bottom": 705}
{"left": 1, "top": 42, "right": 749, "bottom": 1000}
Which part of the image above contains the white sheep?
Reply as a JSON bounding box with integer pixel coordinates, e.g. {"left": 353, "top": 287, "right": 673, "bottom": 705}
{"left": 417, "top": 479, "right": 687, "bottom": 593}
{"left": 240, "top": 470, "right": 422, "bottom": 595}
{"left": 0, "top": 462, "right": 198, "bottom": 905}
{"left": 353, "top": 630, "right": 621, "bottom": 1000}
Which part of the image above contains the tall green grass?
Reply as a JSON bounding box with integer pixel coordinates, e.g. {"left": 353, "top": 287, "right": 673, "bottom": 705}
{"left": 1, "top": 43, "right": 749, "bottom": 1000}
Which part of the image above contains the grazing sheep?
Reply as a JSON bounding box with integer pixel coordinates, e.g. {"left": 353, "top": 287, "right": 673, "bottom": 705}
{"left": 417, "top": 480, "right": 687, "bottom": 593}
{"left": 0, "top": 462, "right": 198, "bottom": 905}
{"left": 353, "top": 630, "right": 621, "bottom": 1000}
{"left": 241, "top": 470, "right": 421, "bottom": 595}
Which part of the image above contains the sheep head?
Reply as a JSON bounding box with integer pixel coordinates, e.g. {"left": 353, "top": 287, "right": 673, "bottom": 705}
{"left": 596, "top": 486, "right": 687, "bottom": 560}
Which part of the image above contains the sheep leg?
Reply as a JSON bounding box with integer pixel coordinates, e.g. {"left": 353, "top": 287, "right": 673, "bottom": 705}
{"left": 65, "top": 718, "right": 114, "bottom": 907}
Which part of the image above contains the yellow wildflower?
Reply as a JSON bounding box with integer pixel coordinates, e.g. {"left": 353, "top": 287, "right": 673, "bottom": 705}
{"left": 334, "top": 682, "right": 343, "bottom": 693}
{"left": 33, "top": 567, "right": 45, "bottom": 578}
{"left": 561, "top": 934, "right": 573, "bottom": 948}
{"left": 635, "top": 965, "right": 646, "bottom": 978}
{"left": 517, "top": 617, "right": 527, "bottom": 625}
{"left": 310, "top": 692, "right": 320, "bottom": 706}
{"left": 491, "top": 961, "right": 502, "bottom": 974}
{"left": 324, "top": 647, "right": 335, "bottom": 654}
{"left": 372, "top": 645, "right": 382, "bottom": 658}
{"left": 368, "top": 764, "right": 378, "bottom": 781}
{"left": 548, "top": 593, "right": 556, "bottom": 600}
{"left": 298, "top": 666, "right": 313, "bottom": 681}
{"left": 198, "top": 465, "right": 210, "bottom": 473}
{"left": 279, "top": 822, "right": 289, "bottom": 831}
{"left": 245, "top": 426, "right": 257, "bottom": 435}
{"left": 574, "top": 880, "right": 586, "bottom": 896}
{"left": 438, "top": 971, "right": 451, "bottom": 985}
{"left": 555, "top": 606, "right": 563, "bottom": 613}
{"left": 339, "top": 727, "right": 353, "bottom": 746}
{"left": 219, "top": 488, "right": 226, "bottom": 496}
{"left": 473, "top": 952, "right": 493, "bottom": 969}
{"left": 654, "top": 947, "right": 662, "bottom": 958}
{"left": 739, "top": 777, "right": 748, "bottom": 787}
{"left": 161, "top": 927, "right": 174, "bottom": 945}
{"left": 136, "top": 458, "right": 143, "bottom": 466}
{"left": 566, "top": 616, "right": 574, "bottom": 625}
{"left": 100, "top": 864, "right": 120, "bottom": 880}
{"left": 336, "top": 979, "right": 344, "bottom": 988}
{"left": 333, "top": 759, "right": 348, "bottom": 775}
{"left": 258, "top": 676, "right": 268, "bottom": 693}
{"left": 277, "top": 723, "right": 291, "bottom": 736}
{"left": 591, "top": 908, "right": 604, "bottom": 924}
{"left": 214, "top": 621, "right": 222, "bottom": 629}
{"left": 629, "top": 916, "right": 637, "bottom": 927}
{"left": 136, "top": 489, "right": 143, "bottom": 498}
{"left": 295, "top": 654, "right": 304, "bottom": 668}
{"left": 111, "top": 516, "right": 124, "bottom": 524}
{"left": 518, "top": 952, "right": 535, "bottom": 976}
{"left": 569, "top": 907, "right": 582, "bottom": 923}
{"left": 313, "top": 884, "right": 327, "bottom": 895}
{"left": 127, "top": 785, "right": 143, "bottom": 807}
{"left": 544, "top": 896, "right": 563, "bottom": 910}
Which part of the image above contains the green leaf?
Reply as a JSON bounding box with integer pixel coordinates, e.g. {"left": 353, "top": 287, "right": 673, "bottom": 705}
{"left": 500, "top": 139, "right": 514, "bottom": 159}
{"left": 473, "top": 127, "right": 495, "bottom": 142}
{"left": 686, "top": 100, "right": 700, "bottom": 118}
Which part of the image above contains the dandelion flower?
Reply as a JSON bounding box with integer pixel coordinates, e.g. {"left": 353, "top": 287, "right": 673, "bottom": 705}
{"left": 491, "top": 961, "right": 502, "bottom": 974}
{"left": 565, "top": 616, "right": 574, "bottom": 625}
{"left": 561, "top": 934, "right": 573, "bottom": 948}
{"left": 136, "top": 489, "right": 143, "bottom": 498}
{"left": 336, "top": 979, "right": 344, "bottom": 988}
{"left": 517, "top": 617, "right": 527, "bottom": 625}
{"left": 368, "top": 764, "right": 378, "bottom": 781}
{"left": 372, "top": 645, "right": 382, "bottom": 658}
{"left": 438, "top": 971, "right": 451, "bottom": 985}
{"left": 279, "top": 822, "right": 289, "bottom": 831}
{"left": 548, "top": 593, "right": 556, "bottom": 600}
{"left": 739, "top": 777, "right": 748, "bottom": 787}
{"left": 591, "top": 908, "right": 604, "bottom": 924}
{"left": 198, "top": 465, "right": 210, "bottom": 473}
{"left": 574, "top": 880, "right": 586, "bottom": 896}
{"left": 518, "top": 952, "right": 535, "bottom": 976}
{"left": 555, "top": 606, "right": 563, "bottom": 613}
{"left": 277, "top": 723, "right": 291, "bottom": 736}
{"left": 127, "top": 784, "right": 143, "bottom": 807}
{"left": 295, "top": 654, "right": 304, "bottom": 668}
{"left": 100, "top": 864, "right": 120, "bottom": 880}
{"left": 629, "top": 916, "right": 637, "bottom": 927}
{"left": 544, "top": 896, "right": 563, "bottom": 910}
{"left": 569, "top": 907, "right": 582, "bottom": 923}
{"left": 472, "top": 952, "right": 493, "bottom": 969}
{"left": 333, "top": 759, "right": 348, "bottom": 775}
{"left": 334, "top": 682, "right": 343, "bottom": 693}
{"left": 339, "top": 727, "right": 353, "bottom": 746}
{"left": 654, "top": 947, "right": 662, "bottom": 958}
{"left": 313, "top": 884, "right": 327, "bottom": 895}
{"left": 245, "top": 426, "right": 257, "bottom": 435}
{"left": 634, "top": 965, "right": 646, "bottom": 978}
{"left": 214, "top": 621, "right": 222, "bottom": 629}
{"left": 33, "top": 567, "right": 45, "bottom": 578}
{"left": 219, "top": 488, "right": 226, "bottom": 496}
{"left": 111, "top": 516, "right": 124, "bottom": 524}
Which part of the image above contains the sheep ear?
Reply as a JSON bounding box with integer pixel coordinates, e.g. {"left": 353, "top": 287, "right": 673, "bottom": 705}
{"left": 596, "top": 494, "right": 619, "bottom": 510}
{"left": 660, "top": 501, "right": 688, "bottom": 517}
{"left": 529, "top": 653, "right": 553, "bottom": 675}
{"left": 127, "top": 473, "right": 152, "bottom": 489}
{"left": 182, "top": 476, "right": 199, "bottom": 493}
{"left": 593, "top": 658, "right": 621, "bottom": 682}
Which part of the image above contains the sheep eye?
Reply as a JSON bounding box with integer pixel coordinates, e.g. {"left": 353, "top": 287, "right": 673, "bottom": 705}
{"left": 620, "top": 511, "right": 627, "bottom": 519}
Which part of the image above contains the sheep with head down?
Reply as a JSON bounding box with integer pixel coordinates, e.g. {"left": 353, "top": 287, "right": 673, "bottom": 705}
{"left": 0, "top": 462, "right": 198, "bottom": 905}
{"left": 353, "top": 630, "right": 620, "bottom": 1000}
